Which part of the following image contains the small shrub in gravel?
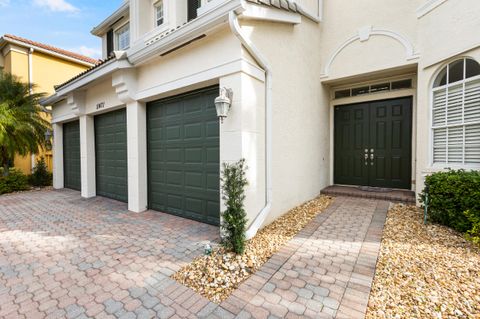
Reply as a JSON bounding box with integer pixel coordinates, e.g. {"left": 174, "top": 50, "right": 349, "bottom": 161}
{"left": 420, "top": 169, "right": 480, "bottom": 241}
{"left": 220, "top": 159, "right": 248, "bottom": 254}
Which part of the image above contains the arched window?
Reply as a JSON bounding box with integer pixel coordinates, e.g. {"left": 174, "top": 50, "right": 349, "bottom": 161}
{"left": 432, "top": 58, "right": 480, "bottom": 165}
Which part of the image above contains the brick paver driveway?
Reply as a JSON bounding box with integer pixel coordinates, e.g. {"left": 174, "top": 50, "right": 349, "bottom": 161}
{"left": 0, "top": 190, "right": 388, "bottom": 319}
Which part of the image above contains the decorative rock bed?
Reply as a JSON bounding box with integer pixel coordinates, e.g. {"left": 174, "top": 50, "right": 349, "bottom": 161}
{"left": 172, "top": 195, "right": 333, "bottom": 303}
{"left": 366, "top": 204, "right": 480, "bottom": 319}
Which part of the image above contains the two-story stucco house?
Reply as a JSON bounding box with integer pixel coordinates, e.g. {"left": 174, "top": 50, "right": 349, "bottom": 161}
{"left": 42, "top": 0, "right": 480, "bottom": 238}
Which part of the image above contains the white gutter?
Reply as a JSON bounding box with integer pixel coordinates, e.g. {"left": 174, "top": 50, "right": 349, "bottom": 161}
{"left": 28, "top": 48, "right": 33, "bottom": 94}
{"left": 229, "top": 11, "right": 272, "bottom": 240}
{"left": 293, "top": 0, "right": 323, "bottom": 23}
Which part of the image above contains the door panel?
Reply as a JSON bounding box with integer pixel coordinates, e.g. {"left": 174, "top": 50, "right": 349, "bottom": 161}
{"left": 63, "top": 121, "right": 81, "bottom": 191}
{"left": 147, "top": 86, "right": 220, "bottom": 225}
{"left": 95, "top": 109, "right": 128, "bottom": 202}
{"left": 369, "top": 98, "right": 412, "bottom": 189}
{"left": 334, "top": 103, "right": 369, "bottom": 186}
{"left": 334, "top": 97, "right": 412, "bottom": 189}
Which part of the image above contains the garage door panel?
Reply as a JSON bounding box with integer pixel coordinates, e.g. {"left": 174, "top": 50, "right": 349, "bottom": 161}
{"left": 206, "top": 121, "right": 219, "bottom": 137}
{"left": 95, "top": 109, "right": 128, "bottom": 202}
{"left": 147, "top": 86, "right": 220, "bottom": 225}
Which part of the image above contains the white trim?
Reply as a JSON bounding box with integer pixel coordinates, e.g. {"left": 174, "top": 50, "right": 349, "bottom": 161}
{"left": 430, "top": 57, "right": 480, "bottom": 166}
{"left": 328, "top": 86, "right": 417, "bottom": 190}
{"left": 55, "top": 58, "right": 133, "bottom": 97}
{"left": 242, "top": 3, "right": 301, "bottom": 24}
{"left": 115, "top": 22, "right": 131, "bottom": 51}
{"left": 91, "top": 1, "right": 130, "bottom": 36}
{"left": 154, "top": 0, "right": 166, "bottom": 27}
{"left": 416, "top": 0, "right": 448, "bottom": 18}
{"left": 320, "top": 27, "right": 419, "bottom": 78}
{"left": 135, "top": 58, "right": 265, "bottom": 101}
{"left": 52, "top": 113, "right": 79, "bottom": 124}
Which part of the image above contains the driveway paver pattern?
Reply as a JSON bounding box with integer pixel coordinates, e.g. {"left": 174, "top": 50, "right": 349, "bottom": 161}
{"left": 0, "top": 190, "right": 387, "bottom": 319}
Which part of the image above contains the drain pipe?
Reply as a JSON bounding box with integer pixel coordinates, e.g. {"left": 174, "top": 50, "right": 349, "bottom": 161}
{"left": 229, "top": 11, "right": 272, "bottom": 240}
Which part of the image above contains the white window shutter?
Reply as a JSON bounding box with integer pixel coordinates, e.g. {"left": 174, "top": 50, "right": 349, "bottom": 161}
{"left": 465, "top": 123, "right": 480, "bottom": 164}
{"left": 464, "top": 79, "right": 480, "bottom": 123}
{"left": 433, "top": 90, "right": 446, "bottom": 126}
{"left": 433, "top": 128, "right": 446, "bottom": 163}
{"left": 447, "top": 84, "right": 463, "bottom": 124}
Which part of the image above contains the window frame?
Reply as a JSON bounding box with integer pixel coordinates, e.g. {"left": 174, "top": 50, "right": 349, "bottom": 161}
{"left": 114, "top": 22, "right": 130, "bottom": 51}
{"left": 154, "top": 0, "right": 165, "bottom": 27}
{"left": 430, "top": 57, "right": 480, "bottom": 168}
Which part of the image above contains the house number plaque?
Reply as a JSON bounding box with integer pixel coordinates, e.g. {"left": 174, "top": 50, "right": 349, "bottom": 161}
{"left": 96, "top": 102, "right": 105, "bottom": 110}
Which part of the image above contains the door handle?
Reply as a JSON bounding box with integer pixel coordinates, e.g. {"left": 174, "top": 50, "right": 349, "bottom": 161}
{"left": 370, "top": 152, "right": 374, "bottom": 165}
{"left": 364, "top": 153, "right": 368, "bottom": 165}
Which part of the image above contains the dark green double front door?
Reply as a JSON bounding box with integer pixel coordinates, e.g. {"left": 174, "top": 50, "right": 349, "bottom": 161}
{"left": 95, "top": 109, "right": 128, "bottom": 202}
{"left": 334, "top": 97, "right": 412, "bottom": 189}
{"left": 147, "top": 86, "right": 220, "bottom": 225}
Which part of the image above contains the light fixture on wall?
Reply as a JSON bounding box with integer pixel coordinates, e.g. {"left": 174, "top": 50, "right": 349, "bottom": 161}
{"left": 214, "top": 87, "right": 233, "bottom": 123}
{"left": 44, "top": 129, "right": 53, "bottom": 151}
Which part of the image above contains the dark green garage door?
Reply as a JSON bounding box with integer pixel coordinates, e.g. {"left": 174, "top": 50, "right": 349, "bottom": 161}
{"left": 63, "top": 120, "right": 81, "bottom": 191}
{"left": 95, "top": 109, "right": 128, "bottom": 202}
{"left": 147, "top": 86, "right": 220, "bottom": 225}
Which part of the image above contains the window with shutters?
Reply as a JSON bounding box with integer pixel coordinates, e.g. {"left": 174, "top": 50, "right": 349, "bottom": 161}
{"left": 155, "top": 0, "right": 164, "bottom": 27}
{"left": 432, "top": 58, "right": 480, "bottom": 165}
{"left": 115, "top": 23, "right": 130, "bottom": 50}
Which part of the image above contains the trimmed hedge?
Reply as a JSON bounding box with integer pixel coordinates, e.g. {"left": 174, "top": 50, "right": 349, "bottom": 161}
{"left": 0, "top": 169, "right": 30, "bottom": 195}
{"left": 419, "top": 169, "right": 480, "bottom": 244}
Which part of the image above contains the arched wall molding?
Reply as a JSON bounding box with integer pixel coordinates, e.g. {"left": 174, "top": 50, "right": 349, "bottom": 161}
{"left": 320, "top": 26, "right": 420, "bottom": 78}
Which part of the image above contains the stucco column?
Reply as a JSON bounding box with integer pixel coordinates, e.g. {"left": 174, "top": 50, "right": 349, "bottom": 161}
{"left": 79, "top": 115, "right": 96, "bottom": 198}
{"left": 52, "top": 123, "right": 64, "bottom": 189}
{"left": 126, "top": 101, "right": 148, "bottom": 213}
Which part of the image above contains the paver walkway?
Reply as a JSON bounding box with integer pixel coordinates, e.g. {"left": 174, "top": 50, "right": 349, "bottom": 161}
{"left": 0, "top": 190, "right": 388, "bottom": 319}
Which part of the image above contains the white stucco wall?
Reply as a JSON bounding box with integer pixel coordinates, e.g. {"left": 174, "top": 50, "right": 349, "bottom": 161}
{"left": 238, "top": 18, "right": 329, "bottom": 225}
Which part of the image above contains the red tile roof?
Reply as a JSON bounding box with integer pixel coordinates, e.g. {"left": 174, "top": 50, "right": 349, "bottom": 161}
{"left": 2, "top": 34, "right": 99, "bottom": 65}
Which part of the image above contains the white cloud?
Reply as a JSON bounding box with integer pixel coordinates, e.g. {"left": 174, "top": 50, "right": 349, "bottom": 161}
{"left": 75, "top": 46, "right": 102, "bottom": 59}
{"left": 33, "top": 0, "right": 79, "bottom": 13}
{"left": 0, "top": 0, "right": 10, "bottom": 7}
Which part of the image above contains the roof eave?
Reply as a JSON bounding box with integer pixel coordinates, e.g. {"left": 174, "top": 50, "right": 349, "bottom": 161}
{"left": 91, "top": 2, "right": 130, "bottom": 37}
{"left": 0, "top": 37, "right": 96, "bottom": 67}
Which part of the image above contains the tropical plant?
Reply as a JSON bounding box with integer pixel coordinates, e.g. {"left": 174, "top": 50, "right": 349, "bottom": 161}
{"left": 221, "top": 159, "right": 249, "bottom": 254}
{"left": 0, "top": 71, "right": 50, "bottom": 176}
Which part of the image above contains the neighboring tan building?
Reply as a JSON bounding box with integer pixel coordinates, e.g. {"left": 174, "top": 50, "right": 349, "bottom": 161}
{"left": 0, "top": 34, "right": 97, "bottom": 173}
{"left": 43, "top": 0, "right": 480, "bottom": 238}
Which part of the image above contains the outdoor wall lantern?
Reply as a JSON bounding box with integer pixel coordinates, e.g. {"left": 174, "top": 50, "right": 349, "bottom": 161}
{"left": 215, "top": 87, "right": 233, "bottom": 123}
{"left": 44, "top": 129, "right": 53, "bottom": 151}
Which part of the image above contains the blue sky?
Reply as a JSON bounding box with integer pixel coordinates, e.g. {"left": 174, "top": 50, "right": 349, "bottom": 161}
{"left": 0, "top": 0, "right": 124, "bottom": 59}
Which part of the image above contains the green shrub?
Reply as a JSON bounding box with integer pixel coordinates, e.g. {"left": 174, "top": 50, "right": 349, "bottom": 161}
{"left": 419, "top": 169, "right": 480, "bottom": 238}
{"left": 29, "top": 157, "right": 52, "bottom": 187}
{"left": 465, "top": 210, "right": 480, "bottom": 245}
{"left": 221, "top": 159, "right": 249, "bottom": 254}
{"left": 0, "top": 169, "right": 30, "bottom": 194}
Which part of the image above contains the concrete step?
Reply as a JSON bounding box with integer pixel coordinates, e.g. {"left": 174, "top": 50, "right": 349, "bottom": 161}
{"left": 321, "top": 185, "right": 416, "bottom": 204}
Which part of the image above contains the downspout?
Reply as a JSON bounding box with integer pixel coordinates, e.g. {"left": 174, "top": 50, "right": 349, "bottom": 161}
{"left": 228, "top": 11, "right": 272, "bottom": 240}
{"left": 28, "top": 48, "right": 36, "bottom": 171}
{"left": 28, "top": 48, "right": 33, "bottom": 94}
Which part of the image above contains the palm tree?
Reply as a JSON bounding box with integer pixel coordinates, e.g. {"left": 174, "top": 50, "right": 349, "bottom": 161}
{"left": 0, "top": 71, "right": 50, "bottom": 176}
